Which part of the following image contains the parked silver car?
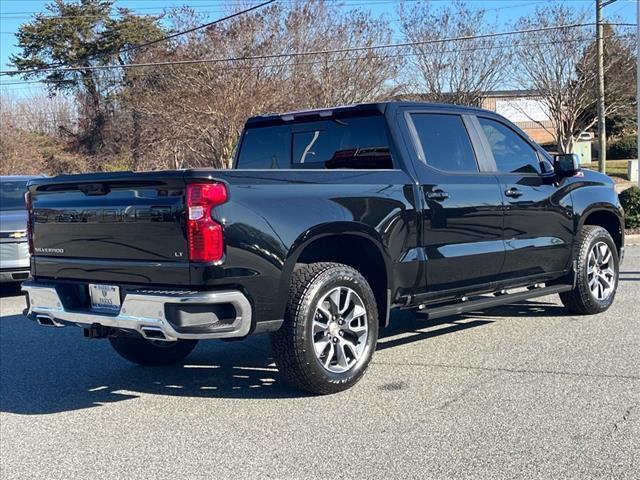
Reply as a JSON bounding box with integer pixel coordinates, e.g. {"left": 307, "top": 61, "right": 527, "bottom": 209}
{"left": 0, "top": 176, "right": 40, "bottom": 282}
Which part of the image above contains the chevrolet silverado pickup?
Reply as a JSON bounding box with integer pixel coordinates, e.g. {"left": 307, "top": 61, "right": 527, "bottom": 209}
{"left": 1, "top": 176, "right": 41, "bottom": 283}
{"left": 22, "top": 102, "right": 624, "bottom": 394}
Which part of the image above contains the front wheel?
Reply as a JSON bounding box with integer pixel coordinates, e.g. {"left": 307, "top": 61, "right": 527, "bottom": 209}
{"left": 109, "top": 336, "right": 198, "bottom": 366}
{"left": 560, "top": 225, "right": 619, "bottom": 315}
{"left": 271, "top": 262, "right": 379, "bottom": 395}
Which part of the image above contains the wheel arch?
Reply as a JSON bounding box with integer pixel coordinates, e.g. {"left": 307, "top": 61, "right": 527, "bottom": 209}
{"left": 580, "top": 208, "right": 624, "bottom": 254}
{"left": 282, "top": 223, "right": 393, "bottom": 328}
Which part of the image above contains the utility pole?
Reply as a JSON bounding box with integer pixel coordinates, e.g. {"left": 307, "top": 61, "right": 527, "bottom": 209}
{"left": 596, "top": 0, "right": 607, "bottom": 173}
{"left": 637, "top": 0, "right": 639, "bottom": 186}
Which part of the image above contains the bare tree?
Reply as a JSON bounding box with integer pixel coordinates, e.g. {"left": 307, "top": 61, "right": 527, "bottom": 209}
{"left": 282, "top": 1, "right": 401, "bottom": 108}
{"left": 9, "top": 0, "right": 165, "bottom": 155}
{"left": 0, "top": 94, "right": 46, "bottom": 175}
{"left": 512, "top": 5, "right": 635, "bottom": 153}
{"left": 122, "top": 4, "right": 290, "bottom": 170}
{"left": 123, "top": 0, "right": 400, "bottom": 170}
{"left": 397, "top": 0, "right": 511, "bottom": 106}
{"left": 0, "top": 93, "right": 87, "bottom": 175}
{"left": 0, "top": 91, "right": 75, "bottom": 137}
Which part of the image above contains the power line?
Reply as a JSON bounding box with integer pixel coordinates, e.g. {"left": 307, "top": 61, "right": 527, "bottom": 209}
{"left": 1, "top": 3, "right": 224, "bottom": 16}
{"left": 0, "top": 0, "right": 566, "bottom": 20}
{"left": 0, "top": 1, "right": 576, "bottom": 23}
{"left": 387, "top": 0, "right": 547, "bottom": 24}
{"left": 0, "top": 0, "right": 419, "bottom": 19}
{"left": 3, "top": 0, "right": 275, "bottom": 79}
{"left": 2, "top": 22, "right": 635, "bottom": 76}
{"left": 0, "top": 1, "right": 279, "bottom": 19}
{"left": 1, "top": 32, "right": 633, "bottom": 91}
{"left": 114, "top": 0, "right": 276, "bottom": 56}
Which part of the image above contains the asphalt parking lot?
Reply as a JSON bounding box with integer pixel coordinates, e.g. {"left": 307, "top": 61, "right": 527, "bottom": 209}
{"left": 1, "top": 248, "right": 638, "bottom": 480}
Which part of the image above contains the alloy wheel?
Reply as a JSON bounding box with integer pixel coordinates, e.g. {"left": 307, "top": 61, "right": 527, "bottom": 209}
{"left": 587, "top": 241, "right": 616, "bottom": 301}
{"left": 312, "top": 286, "right": 369, "bottom": 373}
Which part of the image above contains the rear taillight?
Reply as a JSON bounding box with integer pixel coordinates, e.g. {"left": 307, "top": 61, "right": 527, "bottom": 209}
{"left": 24, "top": 190, "right": 34, "bottom": 255}
{"left": 186, "top": 183, "right": 228, "bottom": 262}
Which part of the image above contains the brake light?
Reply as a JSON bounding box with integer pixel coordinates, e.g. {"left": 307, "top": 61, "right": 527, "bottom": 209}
{"left": 24, "top": 190, "right": 34, "bottom": 255}
{"left": 186, "top": 183, "right": 227, "bottom": 262}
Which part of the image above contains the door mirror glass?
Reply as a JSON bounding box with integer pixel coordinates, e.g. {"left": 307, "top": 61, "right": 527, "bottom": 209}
{"left": 554, "top": 153, "right": 581, "bottom": 177}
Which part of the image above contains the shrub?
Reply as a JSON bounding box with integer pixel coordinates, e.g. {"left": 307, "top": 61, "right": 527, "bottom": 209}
{"left": 619, "top": 186, "right": 640, "bottom": 229}
{"left": 608, "top": 135, "right": 637, "bottom": 160}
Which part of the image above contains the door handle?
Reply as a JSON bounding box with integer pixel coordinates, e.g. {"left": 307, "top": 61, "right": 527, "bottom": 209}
{"left": 427, "top": 190, "right": 449, "bottom": 201}
{"left": 504, "top": 187, "right": 523, "bottom": 198}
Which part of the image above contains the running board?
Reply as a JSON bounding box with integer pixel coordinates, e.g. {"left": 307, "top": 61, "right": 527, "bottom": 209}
{"left": 420, "top": 284, "right": 573, "bottom": 320}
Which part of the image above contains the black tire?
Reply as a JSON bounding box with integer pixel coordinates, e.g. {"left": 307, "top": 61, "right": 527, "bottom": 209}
{"left": 109, "top": 336, "right": 198, "bottom": 366}
{"left": 271, "top": 262, "right": 379, "bottom": 395}
{"left": 560, "top": 225, "right": 619, "bottom": 315}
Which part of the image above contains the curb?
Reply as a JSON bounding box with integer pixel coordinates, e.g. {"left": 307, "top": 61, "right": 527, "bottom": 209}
{"left": 626, "top": 234, "right": 640, "bottom": 246}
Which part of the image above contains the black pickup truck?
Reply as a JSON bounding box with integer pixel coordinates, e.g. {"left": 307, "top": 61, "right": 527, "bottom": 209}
{"left": 22, "top": 102, "right": 624, "bottom": 394}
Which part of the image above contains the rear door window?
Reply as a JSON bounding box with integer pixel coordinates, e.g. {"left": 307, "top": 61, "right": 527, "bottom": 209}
{"left": 410, "top": 113, "right": 479, "bottom": 172}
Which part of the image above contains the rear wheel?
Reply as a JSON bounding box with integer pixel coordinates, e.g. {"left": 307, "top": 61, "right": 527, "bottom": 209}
{"left": 271, "top": 262, "right": 379, "bottom": 395}
{"left": 109, "top": 336, "right": 198, "bottom": 366}
{"left": 560, "top": 225, "right": 619, "bottom": 314}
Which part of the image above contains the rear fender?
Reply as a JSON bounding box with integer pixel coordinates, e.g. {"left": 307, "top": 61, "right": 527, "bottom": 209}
{"left": 276, "top": 222, "right": 393, "bottom": 322}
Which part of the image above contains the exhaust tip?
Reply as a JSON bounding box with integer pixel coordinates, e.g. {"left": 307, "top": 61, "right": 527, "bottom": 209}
{"left": 35, "top": 314, "right": 63, "bottom": 327}
{"left": 141, "top": 327, "right": 167, "bottom": 341}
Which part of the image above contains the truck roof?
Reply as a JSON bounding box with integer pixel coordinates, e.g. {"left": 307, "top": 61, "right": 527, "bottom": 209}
{"left": 1, "top": 175, "right": 45, "bottom": 181}
{"left": 245, "top": 101, "right": 490, "bottom": 127}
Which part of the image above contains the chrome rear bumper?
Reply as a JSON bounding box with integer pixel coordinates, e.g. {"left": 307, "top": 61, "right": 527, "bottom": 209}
{"left": 22, "top": 281, "right": 252, "bottom": 342}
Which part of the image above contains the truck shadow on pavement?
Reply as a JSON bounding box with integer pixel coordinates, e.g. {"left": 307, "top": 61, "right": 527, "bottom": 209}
{"left": 0, "top": 299, "right": 567, "bottom": 415}
{"left": 376, "top": 300, "right": 569, "bottom": 351}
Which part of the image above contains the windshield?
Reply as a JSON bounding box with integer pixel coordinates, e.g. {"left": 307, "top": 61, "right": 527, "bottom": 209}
{"left": 0, "top": 181, "right": 28, "bottom": 211}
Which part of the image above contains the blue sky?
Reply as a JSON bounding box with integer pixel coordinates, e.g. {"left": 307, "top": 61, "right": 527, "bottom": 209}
{"left": 0, "top": 0, "right": 637, "bottom": 96}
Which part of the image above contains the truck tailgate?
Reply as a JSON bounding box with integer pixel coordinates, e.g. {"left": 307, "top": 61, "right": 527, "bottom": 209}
{"left": 29, "top": 171, "right": 190, "bottom": 285}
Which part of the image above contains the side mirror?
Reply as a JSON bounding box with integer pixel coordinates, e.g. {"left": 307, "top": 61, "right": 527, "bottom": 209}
{"left": 554, "top": 153, "right": 581, "bottom": 177}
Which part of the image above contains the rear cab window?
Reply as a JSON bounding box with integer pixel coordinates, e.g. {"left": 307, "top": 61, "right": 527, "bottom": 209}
{"left": 236, "top": 115, "right": 394, "bottom": 170}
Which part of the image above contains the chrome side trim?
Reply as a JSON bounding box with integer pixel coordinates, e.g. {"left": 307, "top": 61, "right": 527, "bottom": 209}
{"left": 22, "top": 281, "right": 252, "bottom": 341}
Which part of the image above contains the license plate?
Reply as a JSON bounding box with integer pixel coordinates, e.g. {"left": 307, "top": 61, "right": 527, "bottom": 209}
{"left": 89, "top": 284, "right": 121, "bottom": 312}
